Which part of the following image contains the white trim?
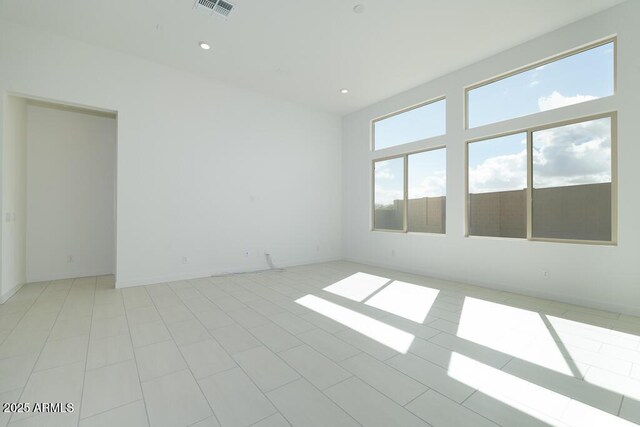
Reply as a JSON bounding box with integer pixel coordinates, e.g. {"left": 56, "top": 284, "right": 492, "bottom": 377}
{"left": 0, "top": 281, "right": 25, "bottom": 304}
{"left": 26, "top": 270, "right": 115, "bottom": 284}
{"left": 115, "top": 256, "right": 342, "bottom": 288}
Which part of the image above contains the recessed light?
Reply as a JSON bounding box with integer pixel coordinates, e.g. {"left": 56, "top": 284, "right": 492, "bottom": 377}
{"left": 353, "top": 4, "right": 365, "bottom": 14}
{"left": 340, "top": 89, "right": 349, "bottom": 94}
{"left": 199, "top": 41, "right": 211, "bottom": 50}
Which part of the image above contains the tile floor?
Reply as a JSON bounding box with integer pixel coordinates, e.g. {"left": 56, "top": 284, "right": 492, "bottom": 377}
{"left": 0, "top": 261, "right": 639, "bottom": 426}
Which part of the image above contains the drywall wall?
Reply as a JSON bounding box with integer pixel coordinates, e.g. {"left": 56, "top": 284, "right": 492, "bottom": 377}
{"left": 0, "top": 96, "right": 27, "bottom": 301}
{"left": 342, "top": 1, "right": 640, "bottom": 315}
{"left": 26, "top": 104, "right": 116, "bottom": 282}
{"left": 0, "top": 19, "right": 342, "bottom": 288}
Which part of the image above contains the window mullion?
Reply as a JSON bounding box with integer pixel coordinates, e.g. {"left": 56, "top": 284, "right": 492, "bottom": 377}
{"left": 526, "top": 130, "right": 533, "bottom": 240}
{"left": 403, "top": 154, "right": 409, "bottom": 233}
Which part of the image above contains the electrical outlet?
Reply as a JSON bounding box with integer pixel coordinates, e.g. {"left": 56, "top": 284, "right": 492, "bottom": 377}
{"left": 244, "top": 251, "right": 250, "bottom": 258}
{"left": 67, "top": 255, "right": 74, "bottom": 263}
{"left": 182, "top": 257, "right": 188, "bottom": 264}
{"left": 543, "top": 270, "right": 550, "bottom": 279}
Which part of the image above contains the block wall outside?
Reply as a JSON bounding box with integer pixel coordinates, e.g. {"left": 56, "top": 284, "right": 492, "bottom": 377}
{"left": 375, "top": 182, "right": 610, "bottom": 241}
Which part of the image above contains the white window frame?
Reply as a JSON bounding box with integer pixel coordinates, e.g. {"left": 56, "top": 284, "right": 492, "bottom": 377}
{"left": 371, "top": 95, "right": 446, "bottom": 151}
{"left": 372, "top": 146, "right": 447, "bottom": 234}
{"left": 465, "top": 111, "right": 617, "bottom": 245}
{"left": 464, "top": 37, "right": 617, "bottom": 130}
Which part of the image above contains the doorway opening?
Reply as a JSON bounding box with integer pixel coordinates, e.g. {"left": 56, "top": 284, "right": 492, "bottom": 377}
{"left": 1, "top": 94, "right": 117, "bottom": 301}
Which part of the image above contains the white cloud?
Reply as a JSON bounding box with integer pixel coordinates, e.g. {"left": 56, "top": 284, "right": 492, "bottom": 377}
{"left": 533, "top": 117, "right": 611, "bottom": 188}
{"left": 528, "top": 80, "right": 540, "bottom": 87}
{"left": 469, "top": 150, "right": 527, "bottom": 194}
{"left": 409, "top": 171, "right": 446, "bottom": 198}
{"left": 375, "top": 161, "right": 394, "bottom": 179}
{"left": 469, "top": 117, "right": 611, "bottom": 194}
{"left": 538, "top": 91, "right": 597, "bottom": 112}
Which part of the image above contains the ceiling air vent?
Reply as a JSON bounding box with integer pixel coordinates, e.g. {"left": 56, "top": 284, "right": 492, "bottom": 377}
{"left": 194, "top": 0, "right": 235, "bottom": 18}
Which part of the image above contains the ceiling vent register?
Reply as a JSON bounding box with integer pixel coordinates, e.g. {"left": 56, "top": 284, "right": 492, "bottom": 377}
{"left": 194, "top": 0, "right": 234, "bottom": 18}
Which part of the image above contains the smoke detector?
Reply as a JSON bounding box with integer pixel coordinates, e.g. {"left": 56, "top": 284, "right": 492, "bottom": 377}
{"left": 194, "top": 0, "right": 235, "bottom": 18}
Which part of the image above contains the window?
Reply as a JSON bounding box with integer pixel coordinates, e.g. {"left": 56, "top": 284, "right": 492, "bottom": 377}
{"left": 532, "top": 116, "right": 613, "bottom": 242}
{"left": 408, "top": 148, "right": 446, "bottom": 233}
{"left": 373, "top": 148, "right": 447, "bottom": 233}
{"left": 467, "top": 40, "right": 614, "bottom": 128}
{"left": 374, "top": 157, "right": 405, "bottom": 231}
{"left": 468, "top": 133, "right": 527, "bottom": 238}
{"left": 466, "top": 113, "right": 615, "bottom": 244}
{"left": 373, "top": 98, "right": 446, "bottom": 150}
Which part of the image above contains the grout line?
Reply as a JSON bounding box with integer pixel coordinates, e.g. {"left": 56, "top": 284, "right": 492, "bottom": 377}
{"left": 147, "top": 282, "right": 224, "bottom": 427}
{"left": 77, "top": 398, "right": 145, "bottom": 424}
{"left": 8, "top": 279, "right": 73, "bottom": 424}
{"left": 194, "top": 363, "right": 240, "bottom": 383}
{"left": 433, "top": 388, "right": 503, "bottom": 427}
{"left": 121, "top": 284, "right": 153, "bottom": 426}
{"left": 402, "top": 388, "right": 430, "bottom": 408}
{"left": 248, "top": 411, "right": 291, "bottom": 427}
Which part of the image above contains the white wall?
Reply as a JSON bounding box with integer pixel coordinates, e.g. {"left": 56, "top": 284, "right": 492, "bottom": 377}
{"left": 343, "top": 1, "right": 640, "bottom": 316}
{"left": 0, "top": 96, "right": 27, "bottom": 301}
{"left": 26, "top": 104, "right": 116, "bottom": 282}
{"left": 0, "top": 19, "right": 342, "bottom": 288}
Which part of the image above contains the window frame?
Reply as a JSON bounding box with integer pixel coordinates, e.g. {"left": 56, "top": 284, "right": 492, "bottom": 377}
{"left": 372, "top": 145, "right": 447, "bottom": 234}
{"left": 464, "top": 36, "right": 617, "bottom": 130}
{"left": 465, "top": 129, "right": 529, "bottom": 240}
{"left": 465, "top": 111, "right": 617, "bottom": 245}
{"left": 371, "top": 95, "right": 446, "bottom": 151}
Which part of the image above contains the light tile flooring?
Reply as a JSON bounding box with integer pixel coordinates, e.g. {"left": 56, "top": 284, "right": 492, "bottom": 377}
{"left": 0, "top": 261, "right": 639, "bottom": 426}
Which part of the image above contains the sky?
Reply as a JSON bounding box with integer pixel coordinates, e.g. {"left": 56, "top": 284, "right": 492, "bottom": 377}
{"left": 375, "top": 148, "right": 446, "bottom": 206}
{"left": 468, "top": 42, "right": 614, "bottom": 128}
{"left": 374, "top": 100, "right": 446, "bottom": 150}
{"left": 375, "top": 42, "right": 614, "bottom": 205}
{"left": 375, "top": 158, "right": 403, "bottom": 206}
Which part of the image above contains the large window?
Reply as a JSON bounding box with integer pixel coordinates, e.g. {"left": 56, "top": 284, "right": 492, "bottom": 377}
{"left": 373, "top": 157, "right": 405, "bottom": 231}
{"left": 467, "top": 40, "right": 614, "bottom": 129}
{"left": 373, "top": 148, "right": 447, "bottom": 233}
{"left": 369, "top": 38, "right": 616, "bottom": 246}
{"left": 373, "top": 98, "right": 446, "bottom": 150}
{"left": 466, "top": 114, "right": 616, "bottom": 244}
{"left": 408, "top": 149, "right": 446, "bottom": 233}
{"left": 468, "top": 133, "right": 527, "bottom": 238}
{"left": 532, "top": 116, "right": 613, "bottom": 242}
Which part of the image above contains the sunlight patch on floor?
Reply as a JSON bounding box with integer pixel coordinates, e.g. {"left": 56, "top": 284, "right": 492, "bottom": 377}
{"left": 448, "top": 352, "right": 636, "bottom": 427}
{"left": 323, "top": 272, "right": 391, "bottom": 302}
{"left": 548, "top": 315, "right": 640, "bottom": 348}
{"left": 458, "top": 298, "right": 575, "bottom": 376}
{"left": 364, "top": 280, "right": 439, "bottom": 323}
{"left": 296, "top": 294, "right": 414, "bottom": 353}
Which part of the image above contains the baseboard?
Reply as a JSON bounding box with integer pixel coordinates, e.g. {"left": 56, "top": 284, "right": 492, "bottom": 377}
{"left": 0, "top": 281, "right": 26, "bottom": 304}
{"left": 343, "top": 256, "right": 640, "bottom": 318}
{"left": 115, "top": 255, "right": 342, "bottom": 289}
{"left": 27, "top": 270, "right": 115, "bottom": 283}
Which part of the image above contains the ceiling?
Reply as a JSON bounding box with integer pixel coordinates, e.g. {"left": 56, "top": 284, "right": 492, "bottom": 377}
{"left": 0, "top": 0, "right": 626, "bottom": 115}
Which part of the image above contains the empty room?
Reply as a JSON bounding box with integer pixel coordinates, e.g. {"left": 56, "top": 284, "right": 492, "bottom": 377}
{"left": 0, "top": 0, "right": 639, "bottom": 426}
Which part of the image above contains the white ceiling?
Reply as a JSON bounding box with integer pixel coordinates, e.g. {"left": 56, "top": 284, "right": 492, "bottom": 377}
{"left": 0, "top": 0, "right": 626, "bottom": 115}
